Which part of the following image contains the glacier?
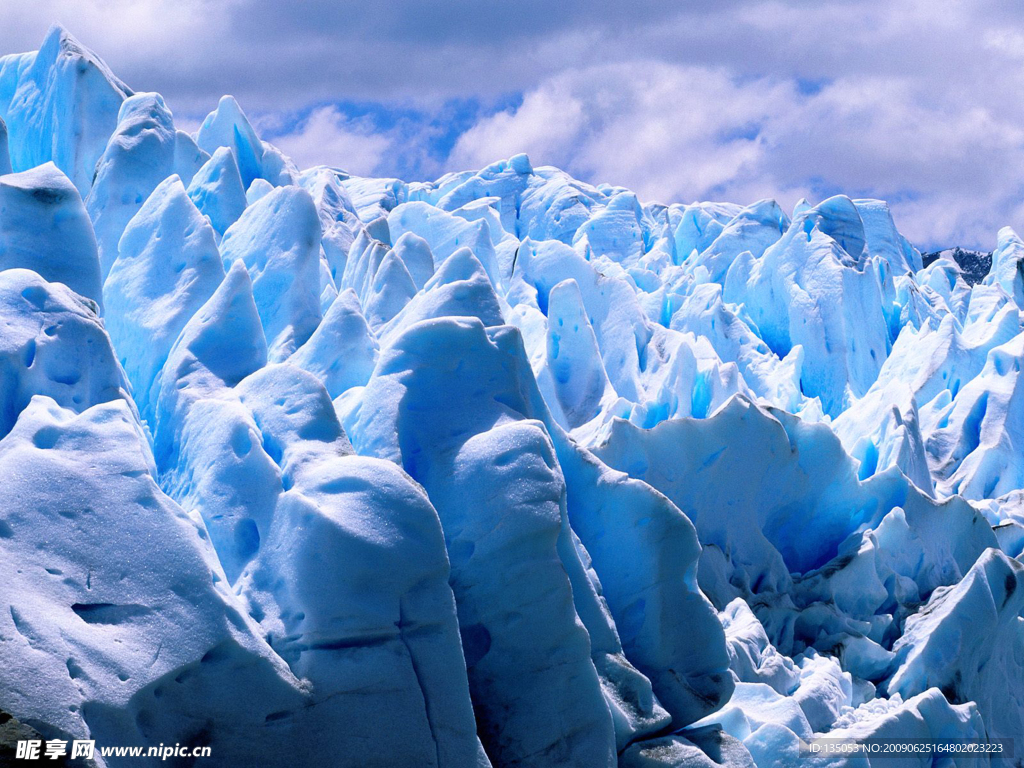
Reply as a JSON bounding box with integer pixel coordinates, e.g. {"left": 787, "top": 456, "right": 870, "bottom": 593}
{"left": 0, "top": 24, "right": 1022, "bottom": 767}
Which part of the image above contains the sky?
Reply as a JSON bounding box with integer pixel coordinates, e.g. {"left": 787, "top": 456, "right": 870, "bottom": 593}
{"left": 1, "top": 0, "right": 1023, "bottom": 250}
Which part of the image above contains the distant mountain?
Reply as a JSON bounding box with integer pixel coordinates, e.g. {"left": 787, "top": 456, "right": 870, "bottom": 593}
{"left": 922, "top": 246, "right": 992, "bottom": 285}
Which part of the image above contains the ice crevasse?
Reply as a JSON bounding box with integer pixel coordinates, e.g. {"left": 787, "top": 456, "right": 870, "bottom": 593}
{"left": 0, "top": 24, "right": 1022, "bottom": 768}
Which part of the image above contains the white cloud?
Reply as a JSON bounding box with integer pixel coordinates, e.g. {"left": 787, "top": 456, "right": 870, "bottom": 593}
{"left": 450, "top": 58, "right": 1024, "bottom": 249}
{"left": 450, "top": 88, "right": 587, "bottom": 173}
{"left": 267, "top": 107, "right": 393, "bottom": 176}
{"left": 3, "top": 1, "right": 1024, "bottom": 246}
{"left": 452, "top": 64, "right": 795, "bottom": 201}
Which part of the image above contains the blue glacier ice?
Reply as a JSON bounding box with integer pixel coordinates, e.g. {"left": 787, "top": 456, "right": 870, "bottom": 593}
{"left": 0, "top": 26, "right": 130, "bottom": 195}
{"left": 88, "top": 92, "right": 177, "bottom": 278}
{"left": 186, "top": 146, "right": 248, "bottom": 238}
{"left": 0, "top": 163, "right": 103, "bottom": 307}
{"left": 219, "top": 186, "right": 322, "bottom": 361}
{"left": 0, "top": 24, "right": 1022, "bottom": 768}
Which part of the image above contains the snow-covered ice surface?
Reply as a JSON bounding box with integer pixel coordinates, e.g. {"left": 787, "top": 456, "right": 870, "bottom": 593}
{"left": 0, "top": 24, "right": 1022, "bottom": 767}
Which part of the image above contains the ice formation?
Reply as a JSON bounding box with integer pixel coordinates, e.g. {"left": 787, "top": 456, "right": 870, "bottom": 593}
{"left": 0, "top": 25, "right": 1022, "bottom": 767}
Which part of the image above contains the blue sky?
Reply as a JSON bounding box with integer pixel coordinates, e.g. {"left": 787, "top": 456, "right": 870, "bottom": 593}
{"left": 2, "top": 0, "right": 1023, "bottom": 250}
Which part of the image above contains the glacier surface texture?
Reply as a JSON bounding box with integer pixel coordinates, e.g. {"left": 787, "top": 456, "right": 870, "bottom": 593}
{"left": 0, "top": 25, "right": 1022, "bottom": 768}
